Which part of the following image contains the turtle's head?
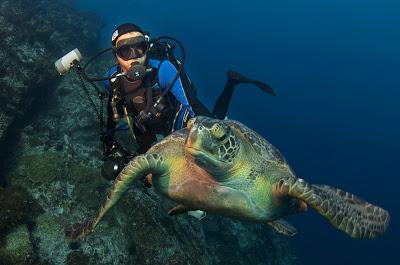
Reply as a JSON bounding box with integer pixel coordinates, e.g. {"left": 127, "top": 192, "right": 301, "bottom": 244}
{"left": 185, "top": 116, "right": 241, "bottom": 174}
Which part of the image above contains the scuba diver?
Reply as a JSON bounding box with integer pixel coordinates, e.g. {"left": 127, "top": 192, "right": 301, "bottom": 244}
{"left": 101, "top": 23, "right": 276, "bottom": 181}
{"left": 55, "top": 22, "right": 275, "bottom": 220}
{"left": 103, "top": 23, "right": 194, "bottom": 158}
{"left": 54, "top": 22, "right": 275, "bottom": 182}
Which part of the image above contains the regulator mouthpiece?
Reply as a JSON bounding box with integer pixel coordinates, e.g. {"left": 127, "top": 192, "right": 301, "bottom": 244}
{"left": 126, "top": 63, "right": 146, "bottom": 81}
{"left": 55, "top": 48, "right": 83, "bottom": 75}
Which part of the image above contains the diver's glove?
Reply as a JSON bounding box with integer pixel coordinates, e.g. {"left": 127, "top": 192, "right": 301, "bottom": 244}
{"left": 136, "top": 110, "right": 152, "bottom": 123}
{"left": 135, "top": 110, "right": 152, "bottom": 133}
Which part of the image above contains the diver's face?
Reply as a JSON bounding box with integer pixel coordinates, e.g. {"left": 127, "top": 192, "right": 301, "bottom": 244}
{"left": 115, "top": 32, "right": 147, "bottom": 73}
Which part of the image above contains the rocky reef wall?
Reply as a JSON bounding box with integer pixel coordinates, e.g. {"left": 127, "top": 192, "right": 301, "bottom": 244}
{"left": 0, "top": 0, "right": 100, "bottom": 183}
{"left": 1, "top": 66, "right": 298, "bottom": 265}
{"left": 0, "top": 1, "right": 298, "bottom": 264}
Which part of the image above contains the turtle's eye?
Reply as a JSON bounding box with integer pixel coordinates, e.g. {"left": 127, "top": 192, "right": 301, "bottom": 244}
{"left": 211, "top": 123, "right": 227, "bottom": 142}
{"left": 187, "top": 118, "right": 196, "bottom": 130}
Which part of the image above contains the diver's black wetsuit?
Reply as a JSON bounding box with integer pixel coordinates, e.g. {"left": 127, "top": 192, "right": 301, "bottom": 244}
{"left": 212, "top": 78, "right": 239, "bottom": 119}
{"left": 178, "top": 69, "right": 239, "bottom": 120}
{"left": 103, "top": 70, "right": 241, "bottom": 156}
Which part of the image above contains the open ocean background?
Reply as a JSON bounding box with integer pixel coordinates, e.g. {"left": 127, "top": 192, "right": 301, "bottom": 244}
{"left": 73, "top": 1, "right": 399, "bottom": 264}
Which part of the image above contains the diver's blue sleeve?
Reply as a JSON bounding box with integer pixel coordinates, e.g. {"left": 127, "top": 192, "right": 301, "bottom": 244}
{"left": 158, "top": 60, "right": 194, "bottom": 131}
{"left": 158, "top": 61, "right": 191, "bottom": 106}
{"left": 103, "top": 65, "right": 118, "bottom": 93}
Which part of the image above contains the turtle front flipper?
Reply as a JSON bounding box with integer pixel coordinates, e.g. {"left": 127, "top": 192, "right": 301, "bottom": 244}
{"left": 65, "top": 153, "right": 168, "bottom": 240}
{"left": 276, "top": 177, "right": 390, "bottom": 238}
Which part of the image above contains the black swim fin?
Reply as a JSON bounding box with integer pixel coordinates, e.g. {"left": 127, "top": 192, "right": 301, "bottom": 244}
{"left": 227, "top": 70, "right": 276, "bottom": 95}
{"left": 250, "top": 80, "right": 276, "bottom": 95}
{"left": 227, "top": 70, "right": 251, "bottom": 83}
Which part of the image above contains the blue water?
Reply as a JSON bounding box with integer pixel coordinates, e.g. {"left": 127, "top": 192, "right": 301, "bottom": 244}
{"left": 75, "top": 1, "right": 399, "bottom": 264}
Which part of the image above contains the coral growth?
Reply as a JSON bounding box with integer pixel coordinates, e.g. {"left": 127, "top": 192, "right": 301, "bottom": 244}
{"left": 11, "top": 152, "right": 65, "bottom": 184}
{"left": 0, "top": 225, "right": 33, "bottom": 265}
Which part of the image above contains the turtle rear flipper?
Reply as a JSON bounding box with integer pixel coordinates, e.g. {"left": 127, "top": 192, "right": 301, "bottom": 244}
{"left": 65, "top": 217, "right": 95, "bottom": 240}
{"left": 65, "top": 153, "right": 168, "bottom": 240}
{"left": 277, "top": 178, "right": 390, "bottom": 238}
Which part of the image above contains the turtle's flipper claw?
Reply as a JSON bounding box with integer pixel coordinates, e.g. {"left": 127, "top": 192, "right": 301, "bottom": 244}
{"left": 65, "top": 217, "right": 94, "bottom": 240}
{"left": 66, "top": 154, "right": 168, "bottom": 240}
{"left": 168, "top": 204, "right": 192, "bottom": 216}
{"left": 268, "top": 219, "right": 297, "bottom": 236}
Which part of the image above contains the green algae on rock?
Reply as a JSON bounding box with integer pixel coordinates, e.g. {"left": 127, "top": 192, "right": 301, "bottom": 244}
{"left": 0, "top": 225, "right": 33, "bottom": 265}
{"left": 31, "top": 212, "right": 68, "bottom": 265}
{"left": 11, "top": 152, "right": 65, "bottom": 184}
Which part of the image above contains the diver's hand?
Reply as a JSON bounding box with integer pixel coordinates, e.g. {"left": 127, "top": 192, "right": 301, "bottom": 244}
{"left": 136, "top": 110, "right": 151, "bottom": 123}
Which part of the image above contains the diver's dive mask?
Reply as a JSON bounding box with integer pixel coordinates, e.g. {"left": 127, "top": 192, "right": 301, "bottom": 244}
{"left": 113, "top": 36, "right": 149, "bottom": 60}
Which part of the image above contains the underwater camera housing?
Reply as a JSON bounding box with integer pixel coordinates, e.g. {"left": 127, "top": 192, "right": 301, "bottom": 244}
{"left": 102, "top": 140, "right": 135, "bottom": 180}
{"left": 55, "top": 48, "right": 83, "bottom": 75}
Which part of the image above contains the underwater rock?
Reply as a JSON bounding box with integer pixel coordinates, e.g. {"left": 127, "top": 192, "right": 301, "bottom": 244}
{"left": 30, "top": 213, "right": 73, "bottom": 264}
{"left": 202, "top": 216, "right": 298, "bottom": 265}
{"left": 31, "top": 209, "right": 132, "bottom": 265}
{"left": 114, "top": 185, "right": 299, "bottom": 265}
{"left": 11, "top": 152, "right": 65, "bottom": 184}
{"left": 65, "top": 250, "right": 90, "bottom": 265}
{"left": 0, "top": 185, "right": 41, "bottom": 235}
{"left": 31, "top": 212, "right": 66, "bottom": 264}
{"left": 120, "top": 187, "right": 215, "bottom": 265}
{"left": 0, "top": 113, "right": 11, "bottom": 141}
{"left": 0, "top": 225, "right": 33, "bottom": 265}
{"left": 10, "top": 132, "right": 133, "bottom": 264}
{"left": 0, "top": 0, "right": 101, "bottom": 170}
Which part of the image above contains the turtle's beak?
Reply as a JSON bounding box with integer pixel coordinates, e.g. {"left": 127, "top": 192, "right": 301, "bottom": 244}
{"left": 185, "top": 117, "right": 201, "bottom": 148}
{"left": 187, "top": 117, "right": 196, "bottom": 130}
{"left": 185, "top": 126, "right": 198, "bottom": 150}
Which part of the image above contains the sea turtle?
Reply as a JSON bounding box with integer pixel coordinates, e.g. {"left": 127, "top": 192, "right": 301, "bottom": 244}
{"left": 65, "top": 116, "right": 389, "bottom": 240}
